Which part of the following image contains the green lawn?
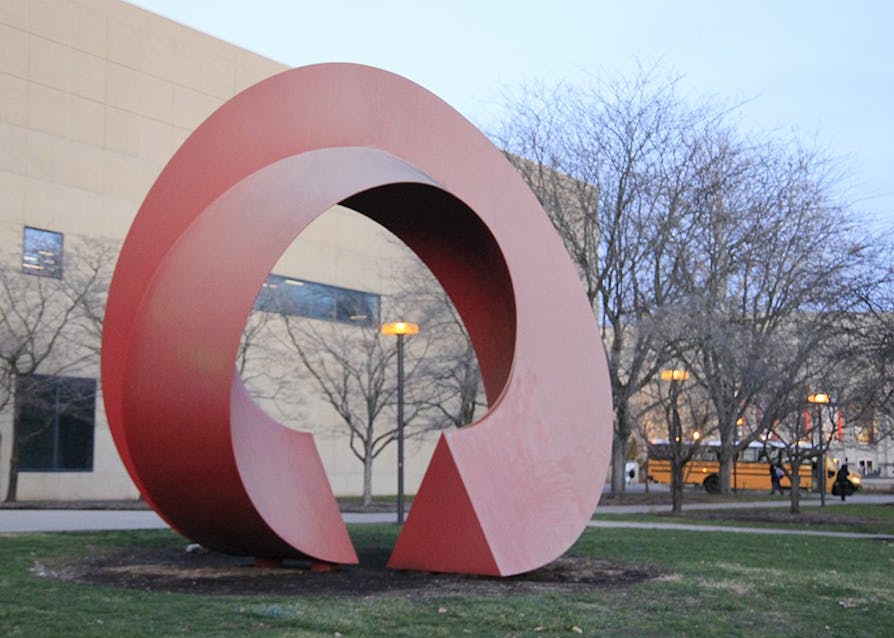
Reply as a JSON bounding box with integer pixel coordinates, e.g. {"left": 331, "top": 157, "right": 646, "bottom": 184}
{"left": 1, "top": 509, "right": 892, "bottom": 637}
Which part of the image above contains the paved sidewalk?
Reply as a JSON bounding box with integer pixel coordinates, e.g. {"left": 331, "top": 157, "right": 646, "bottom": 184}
{"left": 588, "top": 519, "right": 894, "bottom": 540}
{"left": 2, "top": 492, "right": 892, "bottom": 536}
{"left": 588, "top": 491, "right": 894, "bottom": 541}
{"left": 594, "top": 491, "right": 894, "bottom": 514}
{"left": 0, "top": 509, "right": 166, "bottom": 533}
{"left": 0, "top": 510, "right": 398, "bottom": 533}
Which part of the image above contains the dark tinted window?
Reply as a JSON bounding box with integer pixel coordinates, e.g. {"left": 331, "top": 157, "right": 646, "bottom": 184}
{"left": 16, "top": 375, "right": 95, "bottom": 471}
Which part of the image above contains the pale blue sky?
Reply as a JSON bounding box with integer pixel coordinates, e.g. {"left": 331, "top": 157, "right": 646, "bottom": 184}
{"left": 128, "top": 0, "right": 894, "bottom": 231}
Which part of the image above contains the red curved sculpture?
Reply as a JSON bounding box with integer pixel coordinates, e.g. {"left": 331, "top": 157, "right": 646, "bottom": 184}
{"left": 102, "top": 63, "right": 613, "bottom": 575}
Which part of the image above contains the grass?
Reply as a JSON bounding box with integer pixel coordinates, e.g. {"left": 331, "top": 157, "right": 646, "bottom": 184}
{"left": 1, "top": 510, "right": 893, "bottom": 637}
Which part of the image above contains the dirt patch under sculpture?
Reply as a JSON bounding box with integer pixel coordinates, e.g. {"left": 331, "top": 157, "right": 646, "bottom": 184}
{"left": 35, "top": 544, "right": 659, "bottom": 598}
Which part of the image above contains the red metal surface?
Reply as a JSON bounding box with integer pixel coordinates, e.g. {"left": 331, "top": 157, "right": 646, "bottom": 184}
{"left": 101, "top": 64, "right": 612, "bottom": 574}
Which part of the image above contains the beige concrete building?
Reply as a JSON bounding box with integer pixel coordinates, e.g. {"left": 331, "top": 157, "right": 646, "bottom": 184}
{"left": 0, "top": 0, "right": 448, "bottom": 501}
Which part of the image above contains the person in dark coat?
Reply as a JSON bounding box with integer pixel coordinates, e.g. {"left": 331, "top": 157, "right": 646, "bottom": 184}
{"left": 834, "top": 464, "right": 851, "bottom": 501}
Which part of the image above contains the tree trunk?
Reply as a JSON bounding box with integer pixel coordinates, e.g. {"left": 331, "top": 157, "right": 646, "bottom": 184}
{"left": 789, "top": 469, "right": 801, "bottom": 514}
{"left": 361, "top": 453, "right": 373, "bottom": 508}
{"left": 5, "top": 452, "right": 18, "bottom": 503}
{"left": 610, "top": 398, "right": 630, "bottom": 495}
{"left": 611, "top": 432, "right": 627, "bottom": 496}
{"left": 719, "top": 452, "right": 733, "bottom": 496}
{"left": 671, "top": 458, "right": 684, "bottom": 514}
{"left": 643, "top": 458, "right": 650, "bottom": 493}
{"left": 718, "top": 425, "right": 736, "bottom": 495}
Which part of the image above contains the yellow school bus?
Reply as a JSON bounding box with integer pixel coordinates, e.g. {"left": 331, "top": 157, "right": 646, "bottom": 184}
{"left": 647, "top": 440, "right": 816, "bottom": 493}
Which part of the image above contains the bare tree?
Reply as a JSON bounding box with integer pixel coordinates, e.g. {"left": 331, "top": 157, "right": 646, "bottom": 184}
{"left": 235, "top": 307, "right": 307, "bottom": 424}
{"left": 672, "top": 139, "right": 871, "bottom": 496}
{"left": 279, "top": 318, "right": 402, "bottom": 506}
{"left": 64, "top": 237, "right": 118, "bottom": 355}
{"left": 277, "top": 322, "right": 457, "bottom": 505}
{"left": 737, "top": 323, "right": 842, "bottom": 513}
{"left": 272, "top": 257, "right": 485, "bottom": 504}
{"left": 641, "top": 370, "right": 714, "bottom": 513}
{"left": 837, "top": 267, "right": 894, "bottom": 445}
{"left": 389, "top": 263, "right": 484, "bottom": 429}
{"left": 421, "top": 324, "right": 481, "bottom": 428}
{"left": 1, "top": 236, "right": 115, "bottom": 501}
{"left": 226, "top": 233, "right": 485, "bottom": 507}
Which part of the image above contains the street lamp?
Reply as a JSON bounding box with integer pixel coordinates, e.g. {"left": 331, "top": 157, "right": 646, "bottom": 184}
{"left": 660, "top": 369, "right": 690, "bottom": 442}
{"left": 661, "top": 368, "right": 690, "bottom": 511}
{"left": 660, "top": 369, "right": 691, "bottom": 383}
{"left": 381, "top": 321, "right": 419, "bottom": 524}
{"left": 807, "top": 392, "right": 831, "bottom": 507}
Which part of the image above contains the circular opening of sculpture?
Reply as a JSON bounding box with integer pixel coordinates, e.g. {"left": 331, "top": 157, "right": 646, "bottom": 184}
{"left": 235, "top": 183, "right": 516, "bottom": 506}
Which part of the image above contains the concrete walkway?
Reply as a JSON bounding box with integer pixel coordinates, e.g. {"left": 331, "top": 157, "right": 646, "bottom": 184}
{"left": 588, "top": 519, "right": 894, "bottom": 540}
{"left": 0, "top": 509, "right": 166, "bottom": 533}
{"left": 2, "top": 492, "right": 892, "bottom": 538}
{"left": 587, "top": 491, "right": 894, "bottom": 540}
{"left": 592, "top": 491, "right": 894, "bottom": 514}
{"left": 0, "top": 509, "right": 407, "bottom": 533}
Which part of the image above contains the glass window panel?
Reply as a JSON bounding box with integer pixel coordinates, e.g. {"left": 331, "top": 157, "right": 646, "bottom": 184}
{"left": 367, "top": 295, "right": 381, "bottom": 326}
{"left": 57, "top": 377, "right": 96, "bottom": 471}
{"left": 254, "top": 280, "right": 280, "bottom": 313}
{"left": 15, "top": 375, "right": 95, "bottom": 472}
{"left": 16, "top": 376, "right": 56, "bottom": 471}
{"left": 305, "top": 281, "right": 336, "bottom": 320}
{"left": 253, "top": 274, "right": 381, "bottom": 327}
{"left": 281, "top": 277, "right": 312, "bottom": 316}
{"left": 336, "top": 288, "right": 370, "bottom": 324}
{"left": 18, "top": 409, "right": 56, "bottom": 470}
{"left": 22, "top": 226, "right": 63, "bottom": 279}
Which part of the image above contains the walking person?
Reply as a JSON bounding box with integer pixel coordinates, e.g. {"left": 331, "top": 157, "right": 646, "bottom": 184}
{"left": 835, "top": 464, "right": 851, "bottom": 502}
{"left": 769, "top": 463, "right": 783, "bottom": 495}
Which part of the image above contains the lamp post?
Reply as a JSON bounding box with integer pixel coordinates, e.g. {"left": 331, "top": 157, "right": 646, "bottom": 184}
{"left": 808, "top": 392, "right": 831, "bottom": 507}
{"left": 660, "top": 369, "right": 690, "bottom": 512}
{"left": 660, "top": 369, "right": 690, "bottom": 443}
{"left": 734, "top": 417, "right": 746, "bottom": 493}
{"left": 381, "top": 321, "right": 419, "bottom": 524}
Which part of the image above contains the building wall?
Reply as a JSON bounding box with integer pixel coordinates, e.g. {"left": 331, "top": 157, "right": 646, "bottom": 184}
{"left": 829, "top": 436, "right": 894, "bottom": 479}
{"left": 0, "top": 0, "right": 443, "bottom": 501}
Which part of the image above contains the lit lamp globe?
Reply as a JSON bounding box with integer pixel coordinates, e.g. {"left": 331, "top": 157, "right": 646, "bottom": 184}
{"left": 381, "top": 321, "right": 420, "bottom": 336}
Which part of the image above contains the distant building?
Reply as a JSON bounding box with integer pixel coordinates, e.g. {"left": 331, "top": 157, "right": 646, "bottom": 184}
{"left": 0, "top": 0, "right": 445, "bottom": 501}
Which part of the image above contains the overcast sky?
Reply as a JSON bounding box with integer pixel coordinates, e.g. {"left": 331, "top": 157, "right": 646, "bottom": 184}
{"left": 128, "top": 0, "right": 894, "bottom": 232}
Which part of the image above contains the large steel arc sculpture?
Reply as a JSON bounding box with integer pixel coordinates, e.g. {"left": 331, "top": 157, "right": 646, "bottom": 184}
{"left": 102, "top": 64, "right": 612, "bottom": 576}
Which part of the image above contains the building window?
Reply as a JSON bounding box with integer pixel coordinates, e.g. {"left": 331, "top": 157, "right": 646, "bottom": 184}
{"left": 254, "top": 274, "right": 381, "bottom": 328}
{"left": 15, "top": 375, "right": 96, "bottom": 472}
{"left": 22, "top": 226, "right": 63, "bottom": 278}
{"left": 855, "top": 407, "right": 877, "bottom": 445}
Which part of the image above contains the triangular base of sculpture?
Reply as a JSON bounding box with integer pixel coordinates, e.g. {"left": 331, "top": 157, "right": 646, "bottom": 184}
{"left": 387, "top": 436, "right": 500, "bottom": 575}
